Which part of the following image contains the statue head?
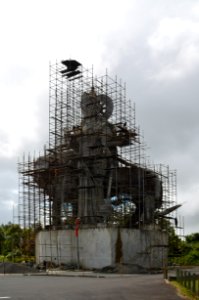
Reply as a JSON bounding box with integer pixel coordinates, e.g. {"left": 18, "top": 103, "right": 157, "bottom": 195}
{"left": 81, "top": 89, "right": 113, "bottom": 120}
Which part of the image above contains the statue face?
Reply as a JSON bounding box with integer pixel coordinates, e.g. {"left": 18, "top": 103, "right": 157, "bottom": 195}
{"left": 81, "top": 91, "right": 113, "bottom": 119}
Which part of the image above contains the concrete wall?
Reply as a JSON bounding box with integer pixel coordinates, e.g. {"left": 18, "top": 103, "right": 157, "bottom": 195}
{"left": 36, "top": 228, "right": 168, "bottom": 272}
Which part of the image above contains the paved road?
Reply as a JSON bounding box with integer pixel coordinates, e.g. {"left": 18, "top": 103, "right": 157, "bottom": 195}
{"left": 0, "top": 274, "right": 183, "bottom": 300}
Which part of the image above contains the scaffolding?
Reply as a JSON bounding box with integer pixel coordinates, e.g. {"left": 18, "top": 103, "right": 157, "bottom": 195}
{"left": 18, "top": 60, "right": 178, "bottom": 231}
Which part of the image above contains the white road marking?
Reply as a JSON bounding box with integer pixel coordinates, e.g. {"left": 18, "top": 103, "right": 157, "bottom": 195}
{"left": 0, "top": 297, "right": 11, "bottom": 299}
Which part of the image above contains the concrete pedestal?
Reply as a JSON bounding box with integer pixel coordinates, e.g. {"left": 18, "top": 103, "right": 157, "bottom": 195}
{"left": 35, "top": 227, "right": 168, "bottom": 272}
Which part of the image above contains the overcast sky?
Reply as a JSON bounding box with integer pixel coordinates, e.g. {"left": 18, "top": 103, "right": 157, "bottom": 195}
{"left": 0, "top": 0, "right": 198, "bottom": 235}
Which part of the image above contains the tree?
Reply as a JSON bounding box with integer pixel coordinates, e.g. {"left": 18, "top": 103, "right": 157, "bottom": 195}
{"left": 0, "top": 227, "right": 5, "bottom": 253}
{"left": 0, "top": 223, "right": 35, "bottom": 261}
{"left": 185, "top": 233, "right": 199, "bottom": 243}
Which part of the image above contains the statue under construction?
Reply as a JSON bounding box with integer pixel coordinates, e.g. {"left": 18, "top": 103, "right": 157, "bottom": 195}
{"left": 18, "top": 60, "right": 180, "bottom": 272}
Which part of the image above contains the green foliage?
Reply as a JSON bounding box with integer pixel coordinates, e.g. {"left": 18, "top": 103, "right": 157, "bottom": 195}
{"left": 169, "top": 229, "right": 199, "bottom": 266}
{"left": 170, "top": 281, "right": 197, "bottom": 300}
{"left": 0, "top": 223, "right": 35, "bottom": 262}
{"left": 186, "top": 233, "right": 199, "bottom": 243}
{"left": 168, "top": 228, "right": 183, "bottom": 257}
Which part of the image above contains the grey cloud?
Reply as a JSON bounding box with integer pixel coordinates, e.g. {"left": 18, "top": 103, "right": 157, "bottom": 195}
{"left": 99, "top": 4, "right": 199, "bottom": 234}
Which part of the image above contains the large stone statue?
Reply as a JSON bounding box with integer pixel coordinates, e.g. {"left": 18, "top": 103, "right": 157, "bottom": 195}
{"left": 34, "top": 88, "right": 163, "bottom": 227}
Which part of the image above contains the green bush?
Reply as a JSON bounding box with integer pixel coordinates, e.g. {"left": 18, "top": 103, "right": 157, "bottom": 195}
{"left": 169, "top": 235, "right": 199, "bottom": 266}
